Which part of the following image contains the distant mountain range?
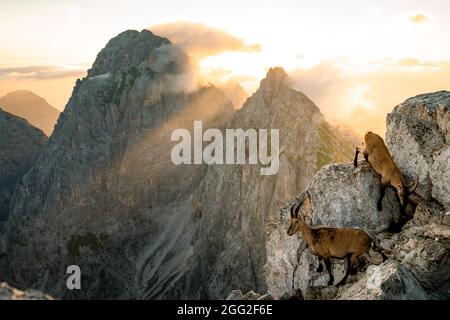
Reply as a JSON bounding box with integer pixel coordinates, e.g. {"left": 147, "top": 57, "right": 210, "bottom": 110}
{"left": 0, "top": 90, "right": 60, "bottom": 136}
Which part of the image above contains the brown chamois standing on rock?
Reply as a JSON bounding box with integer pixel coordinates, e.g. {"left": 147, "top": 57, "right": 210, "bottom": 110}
{"left": 286, "top": 193, "right": 373, "bottom": 286}
{"left": 354, "top": 131, "right": 418, "bottom": 220}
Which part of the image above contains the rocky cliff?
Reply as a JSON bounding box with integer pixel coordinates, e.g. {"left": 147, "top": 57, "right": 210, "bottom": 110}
{"left": 164, "top": 67, "right": 355, "bottom": 299}
{"left": 0, "top": 29, "right": 234, "bottom": 299}
{"left": 386, "top": 91, "right": 450, "bottom": 208}
{"left": 228, "top": 91, "right": 449, "bottom": 300}
{"left": 0, "top": 108, "right": 47, "bottom": 220}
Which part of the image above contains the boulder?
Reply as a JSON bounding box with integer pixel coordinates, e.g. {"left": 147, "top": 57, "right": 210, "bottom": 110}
{"left": 225, "top": 290, "right": 272, "bottom": 300}
{"left": 375, "top": 201, "right": 450, "bottom": 297}
{"left": 0, "top": 282, "right": 53, "bottom": 300}
{"left": 336, "top": 260, "right": 428, "bottom": 300}
{"left": 298, "top": 162, "right": 401, "bottom": 235}
{"left": 266, "top": 161, "right": 400, "bottom": 298}
{"left": 430, "top": 147, "right": 450, "bottom": 208}
{"left": 225, "top": 290, "right": 244, "bottom": 300}
{"left": 303, "top": 286, "right": 338, "bottom": 300}
{"left": 386, "top": 91, "right": 450, "bottom": 207}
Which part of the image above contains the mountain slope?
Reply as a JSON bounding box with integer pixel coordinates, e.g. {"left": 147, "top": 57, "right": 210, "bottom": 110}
{"left": 0, "top": 90, "right": 60, "bottom": 136}
{"left": 0, "top": 108, "right": 47, "bottom": 219}
{"left": 164, "top": 67, "right": 355, "bottom": 299}
{"left": 1, "top": 30, "right": 234, "bottom": 298}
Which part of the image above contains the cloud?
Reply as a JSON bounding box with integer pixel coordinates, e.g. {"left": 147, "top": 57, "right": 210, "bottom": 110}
{"left": 397, "top": 11, "right": 432, "bottom": 24}
{"left": 372, "top": 58, "right": 450, "bottom": 68}
{"left": 395, "top": 57, "right": 426, "bottom": 67}
{"left": 149, "top": 21, "right": 261, "bottom": 60}
{"left": 0, "top": 65, "right": 86, "bottom": 79}
{"left": 409, "top": 12, "right": 430, "bottom": 23}
{"left": 288, "top": 58, "right": 450, "bottom": 136}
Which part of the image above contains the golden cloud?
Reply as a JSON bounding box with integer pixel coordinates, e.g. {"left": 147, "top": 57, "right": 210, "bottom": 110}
{"left": 149, "top": 21, "right": 261, "bottom": 60}
{"left": 396, "top": 11, "right": 432, "bottom": 24}
{"left": 0, "top": 65, "right": 86, "bottom": 79}
{"left": 410, "top": 13, "right": 430, "bottom": 23}
{"left": 289, "top": 58, "right": 450, "bottom": 136}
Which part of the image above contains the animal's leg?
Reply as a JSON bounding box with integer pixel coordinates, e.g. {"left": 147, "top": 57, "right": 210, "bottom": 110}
{"left": 316, "top": 257, "right": 323, "bottom": 273}
{"left": 395, "top": 184, "right": 406, "bottom": 214}
{"left": 337, "top": 255, "right": 351, "bottom": 286}
{"left": 353, "top": 147, "right": 360, "bottom": 167}
{"left": 364, "top": 152, "right": 369, "bottom": 162}
{"left": 349, "top": 254, "right": 359, "bottom": 275}
{"left": 325, "top": 258, "right": 334, "bottom": 286}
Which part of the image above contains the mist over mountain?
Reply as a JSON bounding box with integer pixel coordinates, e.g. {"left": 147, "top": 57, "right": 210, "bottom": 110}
{"left": 0, "top": 90, "right": 60, "bottom": 136}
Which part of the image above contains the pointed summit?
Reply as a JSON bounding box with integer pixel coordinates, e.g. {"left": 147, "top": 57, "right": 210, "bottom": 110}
{"left": 260, "top": 66, "right": 288, "bottom": 89}
{"left": 87, "top": 29, "right": 173, "bottom": 77}
{"left": 258, "top": 67, "right": 292, "bottom": 105}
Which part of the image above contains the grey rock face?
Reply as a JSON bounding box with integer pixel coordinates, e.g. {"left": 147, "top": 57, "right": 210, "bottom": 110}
{"left": 225, "top": 290, "right": 272, "bottom": 300}
{"left": 376, "top": 201, "right": 450, "bottom": 297}
{"left": 87, "top": 30, "right": 172, "bottom": 77}
{"left": 267, "top": 162, "right": 398, "bottom": 299}
{"left": 166, "top": 67, "right": 356, "bottom": 299}
{"left": 225, "top": 290, "right": 245, "bottom": 300}
{"left": 386, "top": 91, "right": 450, "bottom": 206}
{"left": 0, "top": 109, "right": 47, "bottom": 219}
{"left": 0, "top": 282, "right": 53, "bottom": 300}
{"left": 303, "top": 286, "right": 338, "bottom": 300}
{"left": 302, "top": 162, "right": 401, "bottom": 235}
{"left": 336, "top": 260, "right": 428, "bottom": 300}
{"left": 1, "top": 30, "right": 233, "bottom": 299}
{"left": 430, "top": 147, "right": 450, "bottom": 208}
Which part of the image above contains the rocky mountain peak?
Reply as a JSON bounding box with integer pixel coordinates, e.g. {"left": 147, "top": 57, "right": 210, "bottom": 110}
{"left": 258, "top": 67, "right": 290, "bottom": 102}
{"left": 87, "top": 29, "right": 173, "bottom": 77}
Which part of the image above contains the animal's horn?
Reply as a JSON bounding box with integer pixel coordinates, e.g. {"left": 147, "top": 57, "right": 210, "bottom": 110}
{"left": 294, "top": 202, "right": 301, "bottom": 217}
{"left": 290, "top": 203, "right": 295, "bottom": 218}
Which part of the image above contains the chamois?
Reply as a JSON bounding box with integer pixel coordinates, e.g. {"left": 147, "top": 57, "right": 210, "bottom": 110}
{"left": 354, "top": 131, "right": 418, "bottom": 213}
{"left": 286, "top": 196, "right": 372, "bottom": 286}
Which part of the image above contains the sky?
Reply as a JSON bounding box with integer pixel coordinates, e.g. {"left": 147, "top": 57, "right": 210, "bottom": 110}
{"left": 1, "top": 0, "right": 450, "bottom": 135}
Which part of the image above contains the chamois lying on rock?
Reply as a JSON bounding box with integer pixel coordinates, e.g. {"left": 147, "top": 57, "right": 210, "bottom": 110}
{"left": 354, "top": 131, "right": 417, "bottom": 214}
{"left": 286, "top": 195, "right": 372, "bottom": 286}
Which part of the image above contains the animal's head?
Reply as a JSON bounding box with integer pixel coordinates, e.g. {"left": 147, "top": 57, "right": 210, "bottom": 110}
{"left": 287, "top": 203, "right": 302, "bottom": 236}
{"left": 363, "top": 131, "right": 385, "bottom": 149}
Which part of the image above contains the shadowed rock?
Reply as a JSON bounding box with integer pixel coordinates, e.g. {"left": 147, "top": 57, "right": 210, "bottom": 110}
{"left": 0, "top": 108, "right": 47, "bottom": 220}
